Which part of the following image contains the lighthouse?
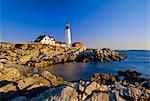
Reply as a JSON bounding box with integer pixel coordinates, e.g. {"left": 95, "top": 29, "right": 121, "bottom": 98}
{"left": 65, "top": 21, "right": 72, "bottom": 47}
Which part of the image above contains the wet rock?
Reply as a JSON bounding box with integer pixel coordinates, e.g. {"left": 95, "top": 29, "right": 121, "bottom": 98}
{"left": 0, "top": 83, "right": 18, "bottom": 100}
{"left": 11, "top": 96, "right": 27, "bottom": 101}
{"left": 118, "top": 70, "right": 150, "bottom": 87}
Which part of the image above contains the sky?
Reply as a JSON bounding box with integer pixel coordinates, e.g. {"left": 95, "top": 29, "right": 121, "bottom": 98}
{"left": 0, "top": 0, "right": 149, "bottom": 50}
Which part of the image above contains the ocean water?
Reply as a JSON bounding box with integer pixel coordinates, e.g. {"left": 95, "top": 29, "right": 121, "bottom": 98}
{"left": 43, "top": 50, "right": 150, "bottom": 81}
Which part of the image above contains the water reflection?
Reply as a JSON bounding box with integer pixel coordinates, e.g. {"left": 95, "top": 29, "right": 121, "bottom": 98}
{"left": 38, "top": 51, "right": 150, "bottom": 81}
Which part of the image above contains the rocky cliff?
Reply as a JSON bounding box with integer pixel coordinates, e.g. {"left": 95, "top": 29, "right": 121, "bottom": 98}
{"left": 0, "top": 43, "right": 126, "bottom": 67}
{"left": 0, "top": 43, "right": 86, "bottom": 67}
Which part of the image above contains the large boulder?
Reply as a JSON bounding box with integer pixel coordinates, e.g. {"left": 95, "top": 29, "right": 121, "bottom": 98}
{"left": 58, "top": 86, "right": 78, "bottom": 101}
{"left": 128, "top": 87, "right": 142, "bottom": 101}
{"left": 91, "top": 73, "right": 116, "bottom": 85}
{"left": 27, "top": 74, "right": 52, "bottom": 90}
{"left": 41, "top": 71, "right": 64, "bottom": 86}
{"left": 85, "top": 81, "right": 100, "bottom": 95}
{"left": 17, "top": 77, "right": 35, "bottom": 90}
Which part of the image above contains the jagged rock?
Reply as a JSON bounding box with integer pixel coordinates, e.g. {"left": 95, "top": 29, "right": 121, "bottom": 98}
{"left": 128, "top": 87, "right": 142, "bottom": 101}
{"left": 86, "top": 92, "right": 109, "bottom": 101}
{"left": 79, "top": 84, "right": 85, "bottom": 92}
{"left": 17, "top": 77, "right": 35, "bottom": 90}
{"left": 99, "top": 85, "right": 108, "bottom": 91}
{"left": 0, "top": 68, "right": 20, "bottom": 82}
{"left": 85, "top": 82, "right": 100, "bottom": 95}
{"left": 27, "top": 74, "right": 52, "bottom": 89}
{"left": 115, "top": 92, "right": 127, "bottom": 101}
{"left": 76, "top": 48, "right": 126, "bottom": 62}
{"left": 58, "top": 86, "right": 78, "bottom": 101}
{"left": 118, "top": 70, "right": 142, "bottom": 82}
{"left": 91, "top": 73, "right": 116, "bottom": 84}
{"left": 19, "top": 56, "right": 31, "bottom": 65}
{"left": 41, "top": 71, "right": 64, "bottom": 86}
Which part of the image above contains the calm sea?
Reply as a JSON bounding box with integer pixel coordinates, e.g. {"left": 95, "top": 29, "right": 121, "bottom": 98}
{"left": 41, "top": 50, "right": 150, "bottom": 81}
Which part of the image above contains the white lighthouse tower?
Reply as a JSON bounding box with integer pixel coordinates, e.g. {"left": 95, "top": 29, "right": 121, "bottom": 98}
{"left": 65, "top": 21, "right": 72, "bottom": 47}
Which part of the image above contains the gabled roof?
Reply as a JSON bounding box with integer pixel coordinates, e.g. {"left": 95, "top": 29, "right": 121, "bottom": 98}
{"left": 34, "top": 35, "right": 54, "bottom": 42}
{"left": 48, "top": 36, "right": 54, "bottom": 38}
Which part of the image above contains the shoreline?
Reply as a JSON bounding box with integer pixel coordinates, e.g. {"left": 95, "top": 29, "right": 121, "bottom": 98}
{"left": 0, "top": 43, "right": 127, "bottom": 67}
{"left": 0, "top": 63, "right": 149, "bottom": 100}
{"left": 0, "top": 43, "right": 149, "bottom": 100}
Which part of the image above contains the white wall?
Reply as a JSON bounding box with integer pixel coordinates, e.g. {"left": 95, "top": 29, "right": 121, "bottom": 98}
{"left": 40, "top": 36, "right": 55, "bottom": 45}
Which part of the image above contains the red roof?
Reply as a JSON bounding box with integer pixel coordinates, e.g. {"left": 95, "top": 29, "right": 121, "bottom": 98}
{"left": 73, "top": 42, "right": 83, "bottom": 44}
{"left": 48, "top": 36, "right": 54, "bottom": 38}
{"left": 55, "top": 41, "right": 61, "bottom": 44}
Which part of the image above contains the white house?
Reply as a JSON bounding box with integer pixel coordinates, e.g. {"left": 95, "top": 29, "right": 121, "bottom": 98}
{"left": 34, "top": 35, "right": 55, "bottom": 45}
{"left": 34, "top": 34, "right": 67, "bottom": 47}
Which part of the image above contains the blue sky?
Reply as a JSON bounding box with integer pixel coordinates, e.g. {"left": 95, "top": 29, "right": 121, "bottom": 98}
{"left": 1, "top": 0, "right": 149, "bottom": 50}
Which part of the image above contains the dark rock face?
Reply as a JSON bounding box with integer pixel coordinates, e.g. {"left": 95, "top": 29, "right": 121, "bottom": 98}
{"left": 118, "top": 70, "right": 150, "bottom": 89}
{"left": 76, "top": 48, "right": 127, "bottom": 62}
{"left": 91, "top": 73, "right": 117, "bottom": 85}
{"left": 118, "top": 70, "right": 142, "bottom": 82}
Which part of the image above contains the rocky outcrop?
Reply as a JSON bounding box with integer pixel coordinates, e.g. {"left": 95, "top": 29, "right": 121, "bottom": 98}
{"left": 76, "top": 48, "right": 127, "bottom": 62}
{"left": 0, "top": 64, "right": 64, "bottom": 100}
{"left": 0, "top": 66, "right": 149, "bottom": 101}
{"left": 0, "top": 43, "right": 126, "bottom": 67}
{"left": 0, "top": 43, "right": 86, "bottom": 66}
{"left": 30, "top": 78, "right": 150, "bottom": 101}
{"left": 91, "top": 73, "right": 116, "bottom": 85}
